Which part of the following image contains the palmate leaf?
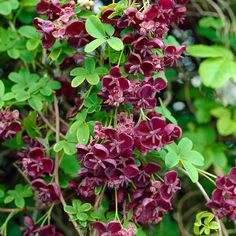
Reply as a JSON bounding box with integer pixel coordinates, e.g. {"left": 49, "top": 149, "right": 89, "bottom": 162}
{"left": 85, "top": 38, "right": 106, "bottom": 53}
{"left": 107, "top": 37, "right": 124, "bottom": 51}
{"left": 85, "top": 15, "right": 106, "bottom": 39}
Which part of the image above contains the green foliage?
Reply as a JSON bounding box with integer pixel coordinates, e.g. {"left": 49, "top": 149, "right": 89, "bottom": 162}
{"left": 187, "top": 44, "right": 236, "bottom": 88}
{"left": 193, "top": 211, "right": 219, "bottom": 235}
{"left": 85, "top": 15, "right": 124, "bottom": 53}
{"left": 70, "top": 58, "right": 108, "bottom": 87}
{"left": 8, "top": 69, "right": 61, "bottom": 110}
{"left": 165, "top": 137, "right": 204, "bottom": 182}
{"left": 4, "top": 184, "right": 33, "bottom": 208}
{"left": 184, "top": 127, "right": 227, "bottom": 170}
{"left": 64, "top": 199, "right": 93, "bottom": 227}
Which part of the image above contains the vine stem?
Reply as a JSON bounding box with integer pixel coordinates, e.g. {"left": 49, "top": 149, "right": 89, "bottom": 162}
{"left": 53, "top": 95, "right": 82, "bottom": 236}
{"left": 178, "top": 167, "right": 228, "bottom": 236}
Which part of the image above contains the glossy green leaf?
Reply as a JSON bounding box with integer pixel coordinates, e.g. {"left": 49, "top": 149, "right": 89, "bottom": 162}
{"left": 86, "top": 73, "right": 100, "bottom": 85}
{"left": 85, "top": 16, "right": 106, "bottom": 38}
{"left": 84, "top": 38, "right": 106, "bottom": 53}
{"left": 77, "top": 123, "right": 90, "bottom": 145}
{"left": 71, "top": 76, "right": 86, "bottom": 87}
{"left": 107, "top": 37, "right": 124, "bottom": 51}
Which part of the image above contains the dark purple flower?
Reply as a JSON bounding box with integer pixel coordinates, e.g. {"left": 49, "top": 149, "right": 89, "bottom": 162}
{"left": 93, "top": 221, "right": 122, "bottom": 236}
{"left": 20, "top": 147, "right": 54, "bottom": 178}
{"left": 134, "top": 117, "right": 166, "bottom": 152}
{"left": 103, "top": 128, "right": 134, "bottom": 157}
{"left": 32, "top": 179, "right": 60, "bottom": 203}
{"left": 160, "top": 171, "right": 181, "bottom": 200}
{"left": 134, "top": 162, "right": 161, "bottom": 187}
{"left": 99, "top": 66, "right": 130, "bottom": 106}
{"left": 132, "top": 37, "right": 164, "bottom": 57}
{"left": 0, "top": 108, "right": 21, "bottom": 143}
{"left": 163, "top": 45, "right": 186, "bottom": 67}
{"left": 117, "top": 8, "right": 142, "bottom": 28}
{"left": 65, "top": 20, "right": 91, "bottom": 48}
{"left": 124, "top": 53, "right": 154, "bottom": 76}
{"left": 20, "top": 216, "right": 36, "bottom": 236}
{"left": 36, "top": 0, "right": 62, "bottom": 21}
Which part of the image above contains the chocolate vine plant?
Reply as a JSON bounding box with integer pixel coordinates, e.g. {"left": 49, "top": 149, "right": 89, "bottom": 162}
{"left": 0, "top": 0, "right": 234, "bottom": 235}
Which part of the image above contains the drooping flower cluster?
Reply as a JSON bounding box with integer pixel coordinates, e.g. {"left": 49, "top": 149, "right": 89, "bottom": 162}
{"left": 0, "top": 108, "right": 22, "bottom": 144}
{"left": 74, "top": 112, "right": 181, "bottom": 224}
{"left": 34, "top": 0, "right": 91, "bottom": 48}
{"left": 207, "top": 166, "right": 236, "bottom": 221}
{"left": 98, "top": 66, "right": 167, "bottom": 108}
{"left": 129, "top": 171, "right": 180, "bottom": 224}
{"left": 21, "top": 216, "right": 63, "bottom": 236}
{"left": 101, "top": 0, "right": 186, "bottom": 73}
{"left": 17, "top": 137, "right": 60, "bottom": 204}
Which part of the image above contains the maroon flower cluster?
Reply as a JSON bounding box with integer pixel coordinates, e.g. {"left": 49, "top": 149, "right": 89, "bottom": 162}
{"left": 207, "top": 166, "right": 236, "bottom": 221}
{"left": 17, "top": 137, "right": 60, "bottom": 204}
{"left": 129, "top": 171, "right": 180, "bottom": 224}
{"left": 98, "top": 66, "right": 167, "bottom": 108}
{"left": 101, "top": 0, "right": 186, "bottom": 73}
{"left": 0, "top": 108, "right": 21, "bottom": 143}
{"left": 34, "top": 0, "right": 91, "bottom": 48}
{"left": 21, "top": 216, "right": 63, "bottom": 236}
{"left": 73, "top": 112, "right": 181, "bottom": 223}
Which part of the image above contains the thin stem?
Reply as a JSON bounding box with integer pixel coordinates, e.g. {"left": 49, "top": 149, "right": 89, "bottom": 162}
{"left": 198, "top": 169, "right": 217, "bottom": 179}
{"left": 114, "top": 188, "right": 121, "bottom": 222}
{"left": 198, "top": 170, "right": 217, "bottom": 186}
{"left": 53, "top": 95, "right": 82, "bottom": 236}
{"left": 13, "top": 163, "right": 31, "bottom": 185}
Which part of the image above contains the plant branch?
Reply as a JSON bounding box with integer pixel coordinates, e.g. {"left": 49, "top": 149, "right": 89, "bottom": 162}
{"left": 53, "top": 95, "right": 82, "bottom": 236}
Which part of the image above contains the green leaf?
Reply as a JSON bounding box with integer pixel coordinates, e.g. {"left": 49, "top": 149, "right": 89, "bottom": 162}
{"left": 199, "top": 58, "right": 233, "bottom": 88}
{"left": 54, "top": 141, "right": 65, "bottom": 152}
{"left": 63, "top": 141, "right": 77, "bottom": 155}
{"left": 77, "top": 212, "right": 88, "bottom": 221}
{"left": 15, "top": 90, "right": 30, "bottom": 102}
{"left": 49, "top": 48, "right": 62, "bottom": 61}
{"left": 0, "top": 189, "right": 4, "bottom": 198}
{"left": 7, "top": 48, "right": 20, "bottom": 59}
{"left": 60, "top": 154, "right": 80, "bottom": 177}
{"left": 85, "top": 58, "right": 95, "bottom": 72}
{"left": 15, "top": 197, "right": 25, "bottom": 208}
{"left": 178, "top": 138, "right": 193, "bottom": 154}
{"left": 28, "top": 95, "right": 43, "bottom": 111}
{"left": 64, "top": 205, "right": 77, "bottom": 214}
{"left": 95, "top": 67, "right": 108, "bottom": 75}
{"left": 71, "top": 76, "right": 86, "bottom": 87}
{"left": 85, "top": 15, "right": 106, "bottom": 38}
{"left": 216, "top": 117, "right": 236, "bottom": 136}
{"left": 183, "top": 151, "right": 204, "bottom": 166}
{"left": 77, "top": 123, "right": 90, "bottom": 145}
{"left": 187, "top": 45, "right": 233, "bottom": 59}
{"left": 18, "top": 26, "right": 39, "bottom": 39}
{"left": 104, "top": 23, "right": 115, "bottom": 36}
{"left": 4, "top": 196, "right": 14, "bottom": 204}
{"left": 199, "top": 17, "right": 224, "bottom": 29}
{"left": 23, "top": 111, "right": 41, "bottom": 139}
{"left": 182, "top": 161, "right": 198, "bottom": 183}
{"left": 86, "top": 73, "right": 100, "bottom": 85}
{"left": 0, "top": 80, "right": 5, "bottom": 97}
{"left": 84, "top": 38, "right": 106, "bottom": 53}
{"left": 0, "top": 2, "right": 11, "bottom": 15}
{"left": 165, "top": 151, "right": 179, "bottom": 168}
{"left": 107, "top": 37, "right": 124, "bottom": 51}
{"left": 26, "top": 38, "right": 40, "bottom": 51}
{"left": 72, "top": 199, "right": 82, "bottom": 209}
{"left": 80, "top": 203, "right": 92, "bottom": 212}
{"left": 70, "top": 67, "right": 87, "bottom": 76}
